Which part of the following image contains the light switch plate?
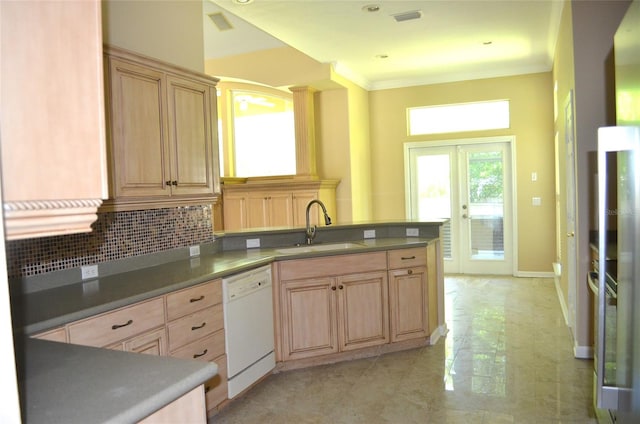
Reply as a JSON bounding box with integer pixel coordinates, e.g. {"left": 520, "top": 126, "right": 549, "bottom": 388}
{"left": 532, "top": 197, "right": 542, "bottom": 206}
{"left": 246, "top": 238, "right": 261, "bottom": 248}
{"left": 364, "top": 229, "right": 376, "bottom": 239}
{"left": 406, "top": 228, "right": 419, "bottom": 237}
{"left": 189, "top": 245, "right": 200, "bottom": 257}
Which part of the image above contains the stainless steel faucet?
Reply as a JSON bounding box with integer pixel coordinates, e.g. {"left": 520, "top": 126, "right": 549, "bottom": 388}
{"left": 305, "top": 199, "right": 332, "bottom": 245}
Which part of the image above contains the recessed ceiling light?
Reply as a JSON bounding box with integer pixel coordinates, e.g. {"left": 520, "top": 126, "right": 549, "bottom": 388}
{"left": 483, "top": 41, "right": 493, "bottom": 45}
{"left": 375, "top": 54, "right": 389, "bottom": 59}
{"left": 233, "top": 0, "right": 253, "bottom": 4}
{"left": 362, "top": 4, "right": 380, "bottom": 13}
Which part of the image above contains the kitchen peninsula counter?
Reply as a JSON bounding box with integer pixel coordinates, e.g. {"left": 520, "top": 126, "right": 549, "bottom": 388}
{"left": 19, "top": 338, "right": 217, "bottom": 424}
{"left": 13, "top": 220, "right": 446, "bottom": 336}
{"left": 12, "top": 220, "right": 444, "bottom": 424}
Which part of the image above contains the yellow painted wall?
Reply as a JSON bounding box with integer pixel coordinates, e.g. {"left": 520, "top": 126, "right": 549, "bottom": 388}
{"left": 369, "top": 73, "right": 556, "bottom": 273}
{"left": 101, "top": 0, "right": 204, "bottom": 72}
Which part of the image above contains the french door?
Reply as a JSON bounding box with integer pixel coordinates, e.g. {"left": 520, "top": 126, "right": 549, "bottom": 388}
{"left": 405, "top": 138, "right": 514, "bottom": 274}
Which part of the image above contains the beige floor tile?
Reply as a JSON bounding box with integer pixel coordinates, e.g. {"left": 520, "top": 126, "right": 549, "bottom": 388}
{"left": 210, "top": 276, "right": 595, "bottom": 424}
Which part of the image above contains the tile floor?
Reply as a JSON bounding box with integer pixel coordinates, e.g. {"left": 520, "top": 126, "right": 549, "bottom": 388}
{"left": 210, "top": 276, "right": 597, "bottom": 423}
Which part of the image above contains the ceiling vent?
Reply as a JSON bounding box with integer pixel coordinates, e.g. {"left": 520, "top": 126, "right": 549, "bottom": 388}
{"left": 208, "top": 12, "right": 233, "bottom": 31}
{"left": 392, "top": 10, "right": 422, "bottom": 22}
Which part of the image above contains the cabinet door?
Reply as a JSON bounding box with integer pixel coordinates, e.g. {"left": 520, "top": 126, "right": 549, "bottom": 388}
{"left": 246, "top": 193, "right": 269, "bottom": 228}
{"left": 167, "top": 76, "right": 215, "bottom": 197}
{"left": 0, "top": 0, "right": 106, "bottom": 239}
{"left": 222, "top": 192, "right": 248, "bottom": 230}
{"left": 292, "top": 191, "right": 319, "bottom": 227}
{"left": 108, "top": 58, "right": 171, "bottom": 198}
{"left": 280, "top": 277, "right": 338, "bottom": 360}
{"left": 388, "top": 267, "right": 429, "bottom": 342}
{"left": 336, "top": 271, "right": 389, "bottom": 351}
{"left": 124, "top": 327, "right": 168, "bottom": 356}
{"left": 267, "top": 192, "right": 294, "bottom": 227}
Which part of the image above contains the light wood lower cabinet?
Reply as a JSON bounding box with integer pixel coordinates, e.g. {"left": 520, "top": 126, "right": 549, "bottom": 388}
{"left": 388, "top": 247, "right": 429, "bottom": 342}
{"left": 166, "top": 279, "right": 227, "bottom": 414}
{"left": 139, "top": 385, "right": 207, "bottom": 424}
{"left": 277, "top": 252, "right": 389, "bottom": 361}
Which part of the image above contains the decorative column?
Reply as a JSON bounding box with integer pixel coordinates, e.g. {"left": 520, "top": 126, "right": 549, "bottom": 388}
{"left": 290, "top": 86, "right": 318, "bottom": 179}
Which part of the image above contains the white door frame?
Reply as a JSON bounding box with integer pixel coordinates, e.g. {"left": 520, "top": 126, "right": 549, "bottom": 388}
{"left": 404, "top": 136, "right": 518, "bottom": 275}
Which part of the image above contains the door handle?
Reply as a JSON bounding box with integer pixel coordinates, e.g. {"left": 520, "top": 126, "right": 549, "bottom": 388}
{"left": 567, "top": 232, "right": 575, "bottom": 237}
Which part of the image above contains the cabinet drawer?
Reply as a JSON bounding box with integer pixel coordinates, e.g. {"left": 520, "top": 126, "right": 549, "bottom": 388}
{"left": 205, "top": 354, "right": 228, "bottom": 410}
{"left": 167, "top": 304, "right": 223, "bottom": 351}
{"left": 171, "top": 329, "right": 225, "bottom": 361}
{"left": 279, "top": 251, "right": 387, "bottom": 280}
{"left": 68, "top": 298, "right": 165, "bottom": 348}
{"left": 387, "top": 247, "right": 426, "bottom": 269}
{"left": 166, "top": 279, "right": 221, "bottom": 321}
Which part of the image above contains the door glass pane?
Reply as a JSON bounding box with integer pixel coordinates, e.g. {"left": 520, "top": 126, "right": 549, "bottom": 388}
{"left": 467, "top": 150, "right": 504, "bottom": 260}
{"left": 417, "top": 154, "right": 452, "bottom": 259}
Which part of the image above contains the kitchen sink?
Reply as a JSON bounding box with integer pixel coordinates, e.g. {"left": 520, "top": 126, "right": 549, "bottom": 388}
{"left": 275, "top": 242, "right": 364, "bottom": 255}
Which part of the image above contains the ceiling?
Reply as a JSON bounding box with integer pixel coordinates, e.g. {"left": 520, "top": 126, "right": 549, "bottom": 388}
{"left": 204, "top": 0, "right": 565, "bottom": 90}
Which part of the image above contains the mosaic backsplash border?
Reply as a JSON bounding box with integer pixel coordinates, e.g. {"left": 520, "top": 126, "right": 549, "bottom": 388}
{"left": 5, "top": 205, "right": 214, "bottom": 279}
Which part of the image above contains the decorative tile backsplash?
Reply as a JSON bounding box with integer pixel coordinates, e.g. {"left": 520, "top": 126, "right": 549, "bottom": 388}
{"left": 5, "top": 206, "right": 214, "bottom": 279}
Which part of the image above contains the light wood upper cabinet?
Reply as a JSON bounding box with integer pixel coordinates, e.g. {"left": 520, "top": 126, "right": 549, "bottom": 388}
{"left": 221, "top": 179, "right": 338, "bottom": 231}
{"left": 0, "top": 0, "right": 107, "bottom": 239}
{"left": 103, "top": 46, "right": 220, "bottom": 211}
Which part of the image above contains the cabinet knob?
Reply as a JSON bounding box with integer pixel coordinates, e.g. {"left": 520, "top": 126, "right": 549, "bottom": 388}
{"left": 165, "top": 181, "right": 172, "bottom": 186}
{"left": 172, "top": 180, "right": 178, "bottom": 186}
{"left": 339, "top": 285, "right": 344, "bottom": 290}
{"left": 331, "top": 286, "right": 337, "bottom": 291}
{"left": 408, "top": 269, "right": 413, "bottom": 275}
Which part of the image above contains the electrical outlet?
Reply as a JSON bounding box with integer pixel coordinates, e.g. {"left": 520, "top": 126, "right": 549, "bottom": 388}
{"left": 532, "top": 197, "right": 542, "bottom": 206}
{"left": 246, "top": 238, "right": 261, "bottom": 248}
{"left": 364, "top": 229, "right": 376, "bottom": 239}
{"left": 189, "top": 245, "right": 200, "bottom": 257}
{"left": 190, "top": 257, "right": 201, "bottom": 269}
{"left": 406, "top": 228, "right": 419, "bottom": 237}
{"left": 81, "top": 265, "right": 99, "bottom": 280}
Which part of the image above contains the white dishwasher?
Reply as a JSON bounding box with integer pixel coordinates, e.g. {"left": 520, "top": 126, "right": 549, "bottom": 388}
{"left": 222, "top": 264, "right": 275, "bottom": 398}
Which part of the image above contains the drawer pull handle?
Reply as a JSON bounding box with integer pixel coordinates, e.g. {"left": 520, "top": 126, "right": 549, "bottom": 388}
{"left": 193, "top": 349, "right": 208, "bottom": 359}
{"left": 204, "top": 385, "right": 211, "bottom": 394}
{"left": 408, "top": 269, "right": 413, "bottom": 275}
{"left": 401, "top": 256, "right": 416, "bottom": 260}
{"left": 190, "top": 295, "right": 205, "bottom": 303}
{"left": 111, "top": 319, "right": 133, "bottom": 330}
{"left": 191, "top": 322, "right": 206, "bottom": 331}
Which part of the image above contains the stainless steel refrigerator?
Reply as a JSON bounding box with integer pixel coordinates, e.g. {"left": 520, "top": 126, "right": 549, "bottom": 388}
{"left": 595, "top": 3, "right": 640, "bottom": 422}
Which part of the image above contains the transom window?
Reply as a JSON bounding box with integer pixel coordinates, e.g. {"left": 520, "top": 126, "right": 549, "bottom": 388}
{"left": 408, "top": 100, "right": 510, "bottom": 136}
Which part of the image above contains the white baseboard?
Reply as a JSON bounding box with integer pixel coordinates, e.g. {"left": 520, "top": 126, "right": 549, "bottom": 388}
{"left": 430, "top": 324, "right": 448, "bottom": 345}
{"left": 514, "top": 271, "right": 555, "bottom": 278}
{"left": 553, "top": 271, "right": 570, "bottom": 326}
{"left": 574, "top": 344, "right": 594, "bottom": 359}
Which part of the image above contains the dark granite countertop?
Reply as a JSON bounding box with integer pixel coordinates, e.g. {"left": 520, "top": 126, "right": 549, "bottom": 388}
{"left": 19, "top": 338, "right": 217, "bottom": 424}
{"left": 15, "top": 231, "right": 441, "bottom": 335}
